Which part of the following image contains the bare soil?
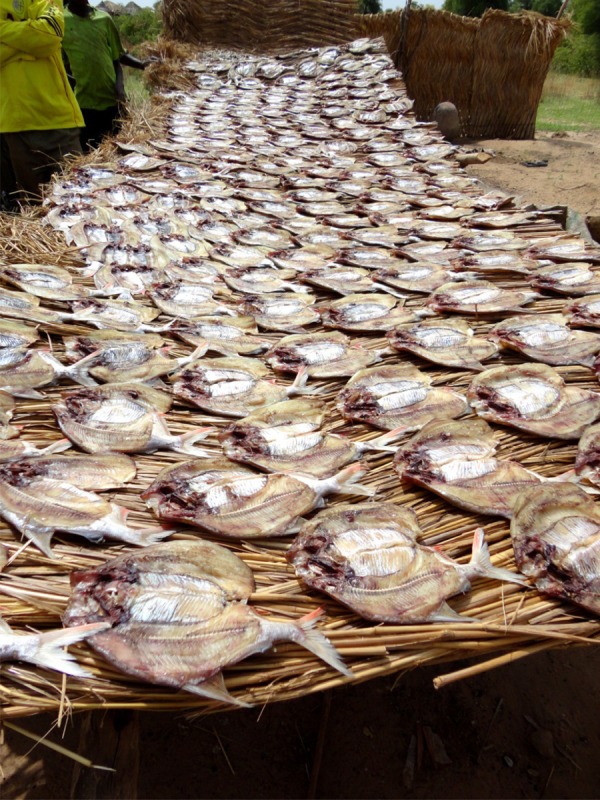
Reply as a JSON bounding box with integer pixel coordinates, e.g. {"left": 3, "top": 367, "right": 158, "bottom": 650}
{"left": 2, "top": 132, "right": 600, "bottom": 800}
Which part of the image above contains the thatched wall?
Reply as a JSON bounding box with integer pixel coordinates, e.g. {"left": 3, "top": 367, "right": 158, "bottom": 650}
{"left": 358, "top": 8, "right": 568, "bottom": 140}
{"left": 162, "top": 0, "right": 358, "bottom": 51}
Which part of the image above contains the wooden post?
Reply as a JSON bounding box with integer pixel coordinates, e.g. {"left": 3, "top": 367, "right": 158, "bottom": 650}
{"left": 556, "top": 0, "right": 571, "bottom": 18}
{"left": 70, "top": 710, "right": 140, "bottom": 799}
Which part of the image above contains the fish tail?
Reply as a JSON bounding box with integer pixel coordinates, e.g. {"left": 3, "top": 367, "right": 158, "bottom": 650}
{"left": 121, "top": 525, "right": 175, "bottom": 546}
{"left": 176, "top": 427, "right": 215, "bottom": 456}
{"left": 29, "top": 621, "right": 108, "bottom": 677}
{"left": 183, "top": 342, "right": 209, "bottom": 365}
{"left": 38, "top": 438, "right": 72, "bottom": 456}
{"left": 363, "top": 427, "right": 405, "bottom": 452}
{"left": 331, "top": 463, "right": 375, "bottom": 497}
{"left": 287, "top": 367, "right": 318, "bottom": 395}
{"left": 293, "top": 609, "right": 352, "bottom": 677}
{"left": 65, "top": 349, "right": 101, "bottom": 386}
{"left": 468, "top": 528, "right": 527, "bottom": 586}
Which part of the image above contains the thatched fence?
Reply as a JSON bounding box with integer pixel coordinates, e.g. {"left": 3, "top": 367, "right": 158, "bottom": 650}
{"left": 160, "top": 2, "right": 567, "bottom": 139}
{"left": 162, "top": 0, "right": 357, "bottom": 51}
{"left": 359, "top": 8, "right": 569, "bottom": 139}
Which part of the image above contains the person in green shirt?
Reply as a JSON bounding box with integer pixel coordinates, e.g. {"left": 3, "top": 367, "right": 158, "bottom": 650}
{"left": 62, "top": 0, "right": 147, "bottom": 151}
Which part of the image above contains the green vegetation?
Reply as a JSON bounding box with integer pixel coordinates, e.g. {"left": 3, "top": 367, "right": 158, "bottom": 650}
{"left": 113, "top": 7, "right": 162, "bottom": 48}
{"left": 537, "top": 72, "right": 600, "bottom": 131}
{"left": 358, "top": 0, "right": 383, "bottom": 11}
{"left": 442, "top": 0, "right": 508, "bottom": 15}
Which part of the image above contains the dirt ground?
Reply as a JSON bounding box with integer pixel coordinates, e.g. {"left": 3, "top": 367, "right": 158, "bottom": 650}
{"left": 2, "top": 131, "right": 600, "bottom": 800}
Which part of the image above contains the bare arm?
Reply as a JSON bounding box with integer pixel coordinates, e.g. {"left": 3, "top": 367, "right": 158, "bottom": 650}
{"left": 120, "top": 51, "right": 146, "bottom": 70}
{"left": 114, "top": 58, "right": 125, "bottom": 103}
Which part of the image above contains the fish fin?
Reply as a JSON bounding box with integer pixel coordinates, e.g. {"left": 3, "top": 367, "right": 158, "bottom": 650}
{"left": 429, "top": 603, "right": 477, "bottom": 623}
{"left": 18, "top": 522, "right": 56, "bottom": 558}
{"left": 371, "top": 282, "right": 407, "bottom": 299}
{"left": 183, "top": 673, "right": 253, "bottom": 708}
{"left": 467, "top": 528, "right": 527, "bottom": 586}
{"left": 29, "top": 622, "right": 109, "bottom": 677}
{"left": 179, "top": 342, "right": 208, "bottom": 367}
{"left": 173, "top": 426, "right": 215, "bottom": 456}
{"left": 331, "top": 463, "right": 375, "bottom": 497}
{"left": 37, "top": 438, "right": 72, "bottom": 456}
{"left": 293, "top": 608, "right": 353, "bottom": 677}
{"left": 64, "top": 349, "right": 101, "bottom": 386}
{"left": 5, "top": 388, "right": 47, "bottom": 400}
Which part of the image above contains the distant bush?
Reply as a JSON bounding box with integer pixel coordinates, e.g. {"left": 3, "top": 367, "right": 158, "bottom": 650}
{"left": 553, "top": 31, "right": 600, "bottom": 77}
{"left": 114, "top": 8, "right": 162, "bottom": 47}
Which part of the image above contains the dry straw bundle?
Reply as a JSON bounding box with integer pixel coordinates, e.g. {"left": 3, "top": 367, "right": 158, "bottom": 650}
{"left": 1, "top": 39, "right": 599, "bottom": 720}
{"left": 162, "top": 0, "right": 357, "bottom": 52}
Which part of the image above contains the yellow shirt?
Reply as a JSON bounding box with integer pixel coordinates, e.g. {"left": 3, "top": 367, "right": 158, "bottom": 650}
{"left": 0, "top": 0, "right": 83, "bottom": 133}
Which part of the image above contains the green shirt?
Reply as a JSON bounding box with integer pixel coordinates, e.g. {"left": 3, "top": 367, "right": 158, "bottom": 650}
{"left": 63, "top": 8, "right": 123, "bottom": 111}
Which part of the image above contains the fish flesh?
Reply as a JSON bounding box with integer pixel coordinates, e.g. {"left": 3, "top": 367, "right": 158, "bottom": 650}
{"left": 0, "top": 617, "right": 108, "bottom": 677}
{"left": 0, "top": 438, "right": 71, "bottom": 463}
{"left": 0, "top": 263, "right": 90, "bottom": 301}
{"left": 288, "top": 504, "right": 523, "bottom": 622}
{"left": 149, "top": 281, "right": 233, "bottom": 319}
{"left": 0, "top": 319, "right": 39, "bottom": 350}
{"left": 220, "top": 398, "right": 401, "bottom": 477}
{"left": 386, "top": 318, "right": 498, "bottom": 371}
{"left": 373, "top": 262, "right": 466, "bottom": 294}
{"left": 467, "top": 363, "right": 600, "bottom": 439}
{"left": 511, "top": 483, "right": 600, "bottom": 614}
{"left": 265, "top": 332, "right": 384, "bottom": 378}
{"left": 143, "top": 460, "right": 373, "bottom": 538}
{"left": 171, "top": 356, "right": 312, "bottom": 418}
{"left": 63, "top": 541, "right": 350, "bottom": 705}
{"left": 336, "top": 364, "right": 467, "bottom": 432}
{"left": 488, "top": 313, "right": 600, "bottom": 367}
{"left": 223, "top": 267, "right": 308, "bottom": 295}
{"left": 393, "top": 418, "right": 544, "bottom": 518}
{"left": 53, "top": 384, "right": 211, "bottom": 455}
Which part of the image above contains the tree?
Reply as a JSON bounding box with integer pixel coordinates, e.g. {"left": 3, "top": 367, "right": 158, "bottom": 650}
{"left": 573, "top": 0, "right": 600, "bottom": 35}
{"left": 443, "top": 0, "right": 509, "bottom": 15}
{"left": 113, "top": 8, "right": 162, "bottom": 47}
{"left": 358, "top": 0, "right": 383, "bottom": 12}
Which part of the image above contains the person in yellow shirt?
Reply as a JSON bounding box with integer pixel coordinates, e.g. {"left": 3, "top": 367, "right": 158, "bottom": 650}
{"left": 0, "top": 0, "right": 83, "bottom": 207}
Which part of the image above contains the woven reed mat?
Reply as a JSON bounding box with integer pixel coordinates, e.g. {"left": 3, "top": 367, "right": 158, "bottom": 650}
{"left": 1, "top": 39, "right": 599, "bottom": 720}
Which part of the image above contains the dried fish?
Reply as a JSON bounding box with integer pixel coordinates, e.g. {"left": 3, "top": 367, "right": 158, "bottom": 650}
{"left": 6, "top": 451, "right": 136, "bottom": 490}
{"left": 393, "top": 418, "right": 544, "bottom": 518}
{"left": 489, "top": 313, "right": 600, "bottom": 367}
{"left": 337, "top": 364, "right": 467, "bottom": 432}
{"left": 428, "top": 281, "right": 539, "bottom": 315}
{"left": 53, "top": 384, "right": 211, "bottom": 456}
{"left": 565, "top": 294, "right": 600, "bottom": 328}
{"left": 387, "top": 318, "right": 498, "bottom": 371}
{"left": 220, "top": 398, "right": 400, "bottom": 476}
{"left": 171, "top": 356, "right": 312, "bottom": 418}
{"left": 319, "top": 294, "right": 416, "bottom": 332}
{"left": 0, "top": 263, "right": 89, "bottom": 301}
{"left": 223, "top": 267, "right": 308, "bottom": 295}
{"left": 143, "top": 460, "right": 373, "bottom": 538}
{"left": 373, "top": 262, "right": 467, "bottom": 294}
{"left": 288, "top": 504, "right": 523, "bottom": 622}
{"left": 241, "top": 294, "right": 319, "bottom": 332}
{"left": 266, "top": 332, "right": 384, "bottom": 378}
{"left": 63, "top": 541, "right": 350, "bottom": 704}
{"left": 0, "top": 348, "right": 92, "bottom": 397}
{"left": 0, "top": 319, "right": 39, "bottom": 350}
{"left": 149, "top": 281, "right": 233, "bottom": 319}
{"left": 511, "top": 483, "right": 600, "bottom": 614}
{"left": 531, "top": 263, "right": 600, "bottom": 296}
{"left": 575, "top": 422, "right": 600, "bottom": 488}
{"left": 0, "top": 464, "right": 170, "bottom": 556}
{"left": 468, "top": 363, "right": 600, "bottom": 439}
